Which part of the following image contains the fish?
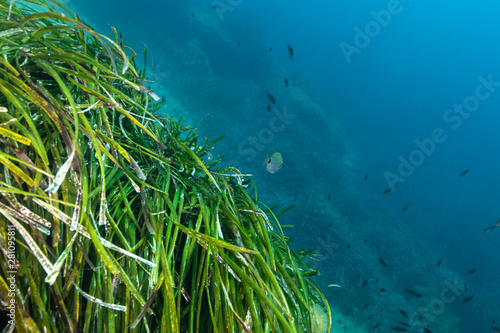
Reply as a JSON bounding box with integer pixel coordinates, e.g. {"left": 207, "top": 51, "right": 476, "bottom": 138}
{"left": 161, "top": 95, "right": 166, "bottom": 103}
{"left": 192, "top": 12, "right": 194, "bottom": 17}
{"left": 491, "top": 318, "right": 496, "bottom": 326}
{"left": 459, "top": 168, "right": 470, "bottom": 177}
{"left": 364, "top": 238, "right": 368, "bottom": 243}
{"left": 265, "top": 152, "right": 283, "bottom": 174}
{"left": 402, "top": 205, "right": 408, "bottom": 211}
{"left": 391, "top": 326, "right": 408, "bottom": 332}
{"left": 380, "top": 288, "right": 386, "bottom": 292}
{"left": 267, "top": 104, "right": 271, "bottom": 112}
{"left": 463, "top": 282, "right": 467, "bottom": 292}
{"left": 405, "top": 289, "right": 423, "bottom": 298}
{"left": 361, "top": 278, "right": 368, "bottom": 288}
{"left": 345, "top": 308, "right": 351, "bottom": 315}
{"left": 491, "top": 327, "right": 500, "bottom": 333}
{"left": 328, "top": 194, "right": 331, "bottom": 200}
{"left": 284, "top": 77, "right": 289, "bottom": 87}
{"left": 436, "top": 256, "right": 444, "bottom": 267}
{"left": 423, "top": 328, "right": 433, "bottom": 333}
{"left": 379, "top": 258, "right": 388, "bottom": 267}
{"left": 287, "top": 43, "right": 294, "bottom": 60}
{"left": 346, "top": 244, "right": 351, "bottom": 249}
{"left": 375, "top": 277, "right": 379, "bottom": 283}
{"left": 462, "top": 295, "right": 475, "bottom": 304}
{"left": 399, "top": 308, "right": 408, "bottom": 319}
{"left": 467, "top": 268, "right": 477, "bottom": 275}
{"left": 266, "top": 91, "right": 276, "bottom": 104}
{"left": 363, "top": 303, "right": 370, "bottom": 309}
{"left": 496, "top": 220, "right": 500, "bottom": 227}
{"left": 365, "top": 173, "right": 368, "bottom": 181}
{"left": 383, "top": 188, "right": 392, "bottom": 195}
{"left": 484, "top": 226, "right": 496, "bottom": 234}
{"left": 269, "top": 47, "right": 273, "bottom": 52}
{"left": 327, "top": 284, "right": 342, "bottom": 288}
{"left": 329, "top": 220, "right": 333, "bottom": 227}
{"left": 237, "top": 41, "right": 240, "bottom": 47}
{"left": 212, "top": 5, "right": 219, "bottom": 8}
{"left": 356, "top": 273, "right": 360, "bottom": 279}
{"left": 373, "top": 323, "right": 381, "bottom": 329}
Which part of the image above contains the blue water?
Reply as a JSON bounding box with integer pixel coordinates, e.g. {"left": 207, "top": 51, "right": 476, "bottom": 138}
{"left": 71, "top": 0, "right": 500, "bottom": 331}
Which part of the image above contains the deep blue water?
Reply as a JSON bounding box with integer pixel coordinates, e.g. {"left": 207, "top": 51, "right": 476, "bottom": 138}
{"left": 69, "top": 0, "right": 500, "bottom": 331}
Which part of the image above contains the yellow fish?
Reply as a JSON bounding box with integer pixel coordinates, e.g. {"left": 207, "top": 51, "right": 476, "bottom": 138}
{"left": 265, "top": 152, "right": 283, "bottom": 173}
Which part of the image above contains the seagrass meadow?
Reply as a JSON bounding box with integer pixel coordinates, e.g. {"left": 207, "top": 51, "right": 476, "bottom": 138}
{"left": 0, "top": 0, "right": 332, "bottom": 332}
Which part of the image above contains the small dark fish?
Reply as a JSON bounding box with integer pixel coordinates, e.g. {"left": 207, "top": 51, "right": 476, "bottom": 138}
{"left": 266, "top": 91, "right": 276, "bottom": 104}
{"left": 328, "top": 194, "right": 331, "bottom": 200}
{"left": 356, "top": 273, "right": 360, "bottom": 279}
{"left": 284, "top": 77, "right": 289, "bottom": 87}
{"left": 212, "top": 5, "right": 219, "bottom": 9}
{"left": 399, "top": 308, "right": 408, "bottom": 319}
{"left": 346, "top": 243, "right": 351, "bottom": 249}
{"left": 287, "top": 43, "right": 294, "bottom": 60}
{"left": 379, "top": 258, "right": 388, "bottom": 267}
{"left": 436, "top": 256, "right": 444, "bottom": 267}
{"left": 463, "top": 282, "right": 467, "bottom": 292}
{"left": 362, "top": 278, "right": 368, "bottom": 288}
{"left": 373, "top": 323, "right": 381, "bottom": 329}
{"left": 345, "top": 308, "right": 351, "bottom": 315}
{"left": 391, "top": 326, "right": 408, "bottom": 332}
{"left": 268, "top": 47, "right": 273, "bottom": 52}
{"left": 161, "top": 95, "right": 166, "bottom": 103}
{"left": 365, "top": 173, "right": 368, "bottom": 181}
{"left": 490, "top": 318, "right": 496, "bottom": 326}
{"left": 490, "top": 326, "right": 500, "bottom": 333}
{"left": 363, "top": 303, "right": 370, "bottom": 309}
{"left": 328, "top": 220, "right": 333, "bottom": 227}
{"left": 405, "top": 289, "right": 423, "bottom": 298}
{"left": 192, "top": 12, "right": 194, "bottom": 17}
{"left": 467, "top": 268, "right": 477, "bottom": 275}
{"left": 266, "top": 104, "right": 271, "bottom": 112}
{"left": 459, "top": 168, "right": 470, "bottom": 177}
{"left": 423, "top": 328, "right": 433, "bottom": 333}
{"left": 402, "top": 205, "right": 408, "bottom": 211}
{"left": 380, "top": 288, "right": 386, "bottom": 292}
{"left": 383, "top": 188, "right": 392, "bottom": 195}
{"left": 237, "top": 41, "right": 240, "bottom": 47}
{"left": 484, "top": 226, "right": 496, "bottom": 234}
{"left": 364, "top": 238, "right": 368, "bottom": 243}
{"left": 375, "top": 277, "right": 379, "bottom": 283}
{"left": 119, "top": 32, "right": 123, "bottom": 39}
{"left": 462, "top": 295, "right": 475, "bottom": 304}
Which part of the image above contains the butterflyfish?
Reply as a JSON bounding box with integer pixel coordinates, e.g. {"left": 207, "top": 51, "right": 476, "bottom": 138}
{"left": 265, "top": 152, "right": 283, "bottom": 173}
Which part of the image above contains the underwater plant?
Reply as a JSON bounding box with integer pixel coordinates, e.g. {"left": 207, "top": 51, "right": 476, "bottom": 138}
{"left": 0, "top": 0, "right": 331, "bottom": 332}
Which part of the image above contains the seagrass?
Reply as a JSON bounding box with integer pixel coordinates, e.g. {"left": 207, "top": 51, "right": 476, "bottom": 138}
{"left": 0, "top": 0, "right": 331, "bottom": 332}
